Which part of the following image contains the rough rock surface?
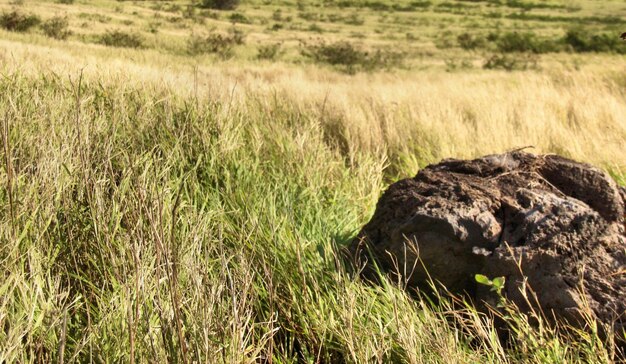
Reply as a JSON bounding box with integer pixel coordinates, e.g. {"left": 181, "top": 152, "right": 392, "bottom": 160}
{"left": 349, "top": 152, "right": 626, "bottom": 341}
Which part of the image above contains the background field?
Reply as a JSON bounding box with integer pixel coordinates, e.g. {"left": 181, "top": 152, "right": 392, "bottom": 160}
{"left": 0, "top": 0, "right": 625, "bottom": 363}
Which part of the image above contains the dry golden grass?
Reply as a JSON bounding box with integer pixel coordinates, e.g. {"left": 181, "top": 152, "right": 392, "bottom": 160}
{"left": 2, "top": 35, "right": 623, "bottom": 176}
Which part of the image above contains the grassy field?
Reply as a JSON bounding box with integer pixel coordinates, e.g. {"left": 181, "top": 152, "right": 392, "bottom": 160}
{"left": 0, "top": 0, "right": 625, "bottom": 362}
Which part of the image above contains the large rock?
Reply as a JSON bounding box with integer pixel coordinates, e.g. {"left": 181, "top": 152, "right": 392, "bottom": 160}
{"left": 349, "top": 152, "right": 626, "bottom": 341}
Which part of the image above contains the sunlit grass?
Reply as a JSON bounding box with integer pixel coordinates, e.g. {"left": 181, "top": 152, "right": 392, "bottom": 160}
{"left": 1, "top": 0, "right": 625, "bottom": 362}
{"left": 1, "top": 46, "right": 624, "bottom": 361}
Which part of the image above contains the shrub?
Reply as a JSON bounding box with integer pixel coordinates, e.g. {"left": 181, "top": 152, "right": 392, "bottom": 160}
{"left": 412, "top": 0, "right": 432, "bottom": 8}
{"left": 57, "top": 0, "right": 74, "bottom": 3}
{"left": 495, "top": 31, "right": 560, "bottom": 53}
{"left": 199, "top": 0, "right": 239, "bottom": 10}
{"left": 445, "top": 57, "right": 474, "bottom": 71}
{"left": 272, "top": 9, "right": 283, "bottom": 21}
{"left": 257, "top": 43, "right": 282, "bottom": 60}
{"left": 198, "top": 10, "right": 220, "bottom": 19}
{"left": 99, "top": 30, "right": 144, "bottom": 48}
{"left": 496, "top": 32, "right": 534, "bottom": 52}
{"left": 298, "top": 12, "right": 318, "bottom": 21}
{"left": 302, "top": 41, "right": 404, "bottom": 73}
{"left": 0, "top": 10, "right": 41, "bottom": 32}
{"left": 41, "top": 16, "right": 71, "bottom": 40}
{"left": 434, "top": 31, "right": 456, "bottom": 49}
{"left": 229, "top": 12, "right": 250, "bottom": 24}
{"left": 457, "top": 33, "right": 486, "bottom": 50}
{"left": 146, "top": 21, "right": 160, "bottom": 34}
{"left": 164, "top": 4, "right": 181, "bottom": 13}
{"left": 269, "top": 23, "right": 283, "bottom": 31}
{"left": 187, "top": 29, "right": 245, "bottom": 58}
{"left": 344, "top": 13, "right": 364, "bottom": 26}
{"left": 563, "top": 28, "right": 626, "bottom": 54}
{"left": 308, "top": 23, "right": 323, "bottom": 33}
{"left": 483, "top": 52, "right": 538, "bottom": 71}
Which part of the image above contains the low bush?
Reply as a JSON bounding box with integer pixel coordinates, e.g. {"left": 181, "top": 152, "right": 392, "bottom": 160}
{"left": 298, "top": 12, "right": 318, "bottom": 21}
{"left": 146, "top": 21, "right": 160, "bottom": 34}
{"left": 457, "top": 33, "right": 486, "bottom": 50}
{"left": 563, "top": 28, "right": 626, "bottom": 54}
{"left": 99, "top": 30, "right": 144, "bottom": 48}
{"left": 308, "top": 23, "right": 323, "bottom": 33}
{"left": 199, "top": 10, "right": 220, "bottom": 19}
{"left": 494, "top": 31, "right": 560, "bottom": 53}
{"left": 483, "top": 52, "right": 538, "bottom": 71}
{"left": 77, "top": 12, "right": 111, "bottom": 23}
{"left": 434, "top": 30, "right": 456, "bottom": 49}
{"left": 301, "top": 41, "right": 404, "bottom": 73}
{"left": 269, "top": 23, "right": 283, "bottom": 31}
{"left": 272, "top": 9, "right": 283, "bottom": 21}
{"left": 445, "top": 57, "right": 474, "bottom": 71}
{"left": 411, "top": 1, "right": 432, "bottom": 8}
{"left": 0, "top": 10, "right": 41, "bottom": 32}
{"left": 257, "top": 43, "right": 282, "bottom": 60}
{"left": 187, "top": 29, "right": 245, "bottom": 58}
{"left": 462, "top": 30, "right": 624, "bottom": 55}
{"left": 332, "top": 0, "right": 430, "bottom": 11}
{"left": 344, "top": 13, "right": 364, "bottom": 26}
{"left": 487, "top": 30, "right": 625, "bottom": 55}
{"left": 41, "top": 16, "right": 71, "bottom": 40}
{"left": 199, "top": 0, "right": 239, "bottom": 10}
{"left": 229, "top": 12, "right": 251, "bottom": 24}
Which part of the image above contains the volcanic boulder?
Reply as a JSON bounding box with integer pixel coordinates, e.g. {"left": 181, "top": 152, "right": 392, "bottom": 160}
{"left": 349, "top": 152, "right": 626, "bottom": 339}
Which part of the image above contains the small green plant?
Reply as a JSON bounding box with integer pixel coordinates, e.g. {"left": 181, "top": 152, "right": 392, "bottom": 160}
{"left": 57, "top": 0, "right": 74, "bottom": 4}
{"left": 199, "top": 0, "right": 239, "bottom": 10}
{"left": 41, "top": 16, "right": 71, "bottom": 40}
{"left": 475, "top": 274, "right": 507, "bottom": 308}
{"left": 0, "top": 10, "right": 41, "bottom": 32}
{"left": 99, "top": 30, "right": 144, "bottom": 48}
{"left": 475, "top": 274, "right": 506, "bottom": 296}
